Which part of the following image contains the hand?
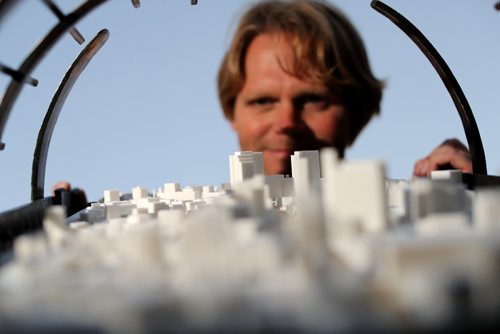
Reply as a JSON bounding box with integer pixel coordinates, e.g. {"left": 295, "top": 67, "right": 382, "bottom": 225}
{"left": 52, "top": 181, "right": 89, "bottom": 216}
{"left": 52, "top": 181, "right": 72, "bottom": 194}
{"left": 413, "top": 138, "right": 473, "bottom": 177}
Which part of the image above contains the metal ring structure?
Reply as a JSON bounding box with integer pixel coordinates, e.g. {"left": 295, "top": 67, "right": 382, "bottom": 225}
{"left": 42, "top": 0, "right": 86, "bottom": 45}
{"left": 0, "top": 0, "right": 108, "bottom": 151}
{"left": 371, "top": 0, "right": 488, "bottom": 175}
{"left": 31, "top": 29, "right": 110, "bottom": 201}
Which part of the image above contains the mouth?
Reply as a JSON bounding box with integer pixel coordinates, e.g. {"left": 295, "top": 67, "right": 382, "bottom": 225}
{"left": 266, "top": 148, "right": 294, "bottom": 159}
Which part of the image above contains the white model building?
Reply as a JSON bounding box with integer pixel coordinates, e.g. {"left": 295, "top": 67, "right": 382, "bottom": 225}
{"left": 0, "top": 149, "right": 499, "bottom": 332}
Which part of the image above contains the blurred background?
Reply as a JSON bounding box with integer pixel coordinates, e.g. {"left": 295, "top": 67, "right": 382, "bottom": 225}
{"left": 0, "top": 0, "right": 499, "bottom": 211}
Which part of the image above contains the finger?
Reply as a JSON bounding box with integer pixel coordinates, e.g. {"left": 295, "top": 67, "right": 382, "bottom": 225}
{"left": 412, "top": 159, "right": 424, "bottom": 176}
{"left": 426, "top": 159, "right": 441, "bottom": 175}
{"left": 413, "top": 158, "right": 430, "bottom": 177}
{"left": 52, "top": 181, "right": 71, "bottom": 194}
{"left": 428, "top": 155, "right": 471, "bottom": 174}
{"left": 428, "top": 149, "right": 471, "bottom": 172}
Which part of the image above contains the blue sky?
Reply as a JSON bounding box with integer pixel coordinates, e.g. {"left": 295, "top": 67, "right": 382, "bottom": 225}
{"left": 1, "top": 0, "right": 499, "bottom": 211}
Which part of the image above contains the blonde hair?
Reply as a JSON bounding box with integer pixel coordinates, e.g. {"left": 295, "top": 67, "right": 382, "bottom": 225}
{"left": 217, "top": 0, "right": 384, "bottom": 146}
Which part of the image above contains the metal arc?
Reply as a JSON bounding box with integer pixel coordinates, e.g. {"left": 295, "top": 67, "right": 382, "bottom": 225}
{"left": 371, "top": 0, "right": 487, "bottom": 174}
{"left": 31, "top": 29, "right": 109, "bottom": 201}
{"left": 0, "top": 0, "right": 108, "bottom": 151}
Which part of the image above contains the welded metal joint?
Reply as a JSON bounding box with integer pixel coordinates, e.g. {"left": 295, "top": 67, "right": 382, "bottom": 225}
{"left": 0, "top": 0, "right": 108, "bottom": 151}
{"left": 371, "top": 0, "right": 487, "bottom": 175}
{"left": 0, "top": 64, "right": 39, "bottom": 87}
{"left": 41, "top": 0, "right": 85, "bottom": 44}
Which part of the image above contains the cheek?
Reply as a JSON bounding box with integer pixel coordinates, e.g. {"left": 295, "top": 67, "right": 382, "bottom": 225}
{"left": 232, "top": 111, "right": 271, "bottom": 149}
{"left": 307, "top": 112, "right": 346, "bottom": 143}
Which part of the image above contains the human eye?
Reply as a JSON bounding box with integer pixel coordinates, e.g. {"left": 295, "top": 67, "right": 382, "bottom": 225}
{"left": 248, "top": 96, "right": 276, "bottom": 107}
{"left": 298, "top": 93, "right": 329, "bottom": 112}
{"left": 246, "top": 97, "right": 278, "bottom": 113}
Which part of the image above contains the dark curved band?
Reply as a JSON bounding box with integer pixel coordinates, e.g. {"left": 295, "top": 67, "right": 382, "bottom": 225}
{"left": 0, "top": 0, "right": 108, "bottom": 151}
{"left": 31, "top": 29, "right": 109, "bottom": 201}
{"left": 371, "top": 0, "right": 487, "bottom": 174}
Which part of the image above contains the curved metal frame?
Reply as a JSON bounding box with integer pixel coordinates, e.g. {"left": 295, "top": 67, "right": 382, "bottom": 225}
{"left": 42, "top": 0, "right": 86, "bottom": 44}
{"left": 0, "top": 0, "right": 108, "bottom": 151}
{"left": 0, "top": 63, "right": 39, "bottom": 87}
{"left": 31, "top": 29, "right": 109, "bottom": 201}
{"left": 371, "top": 0, "right": 487, "bottom": 175}
{"left": 1, "top": 0, "right": 496, "bottom": 205}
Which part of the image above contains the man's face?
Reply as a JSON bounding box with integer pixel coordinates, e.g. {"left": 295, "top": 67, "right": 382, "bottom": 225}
{"left": 231, "top": 33, "right": 348, "bottom": 175}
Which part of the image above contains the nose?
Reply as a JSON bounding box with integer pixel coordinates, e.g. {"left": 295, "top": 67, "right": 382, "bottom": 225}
{"left": 274, "top": 101, "right": 300, "bottom": 134}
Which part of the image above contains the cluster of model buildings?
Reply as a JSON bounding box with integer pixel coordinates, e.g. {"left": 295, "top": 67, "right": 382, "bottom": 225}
{"left": 0, "top": 149, "right": 499, "bottom": 332}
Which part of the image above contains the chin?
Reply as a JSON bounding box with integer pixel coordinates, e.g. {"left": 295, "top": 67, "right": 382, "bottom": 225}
{"left": 265, "top": 162, "right": 291, "bottom": 176}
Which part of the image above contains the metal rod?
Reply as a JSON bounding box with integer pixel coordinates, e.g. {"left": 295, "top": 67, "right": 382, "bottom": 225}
{"left": 32, "top": 29, "right": 109, "bottom": 201}
{"left": 191, "top": 0, "right": 198, "bottom": 5}
{"left": 0, "top": 0, "right": 108, "bottom": 151}
{"left": 0, "top": 64, "right": 39, "bottom": 87}
{"left": 371, "top": 0, "right": 487, "bottom": 175}
{"left": 41, "top": 0, "right": 85, "bottom": 44}
{"left": 131, "top": 0, "right": 140, "bottom": 8}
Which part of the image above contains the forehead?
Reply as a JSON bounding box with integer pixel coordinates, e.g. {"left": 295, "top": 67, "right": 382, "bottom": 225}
{"left": 241, "top": 34, "right": 326, "bottom": 93}
{"left": 244, "top": 34, "right": 290, "bottom": 72}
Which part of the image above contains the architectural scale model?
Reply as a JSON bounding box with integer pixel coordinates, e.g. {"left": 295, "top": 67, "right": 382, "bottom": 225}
{"left": 0, "top": 149, "right": 499, "bottom": 332}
